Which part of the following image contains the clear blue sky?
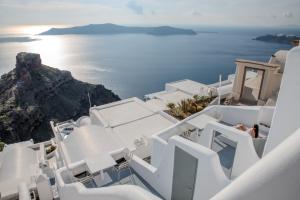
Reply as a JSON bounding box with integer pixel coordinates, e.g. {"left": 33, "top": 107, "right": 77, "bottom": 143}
{"left": 0, "top": 0, "right": 299, "bottom": 29}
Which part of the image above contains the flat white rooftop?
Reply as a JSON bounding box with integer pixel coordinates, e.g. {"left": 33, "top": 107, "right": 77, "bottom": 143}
{"left": 187, "top": 114, "right": 219, "bottom": 130}
{"left": 166, "top": 79, "right": 210, "bottom": 96}
{"left": 113, "top": 114, "right": 175, "bottom": 151}
{"left": 62, "top": 125, "right": 124, "bottom": 164}
{"left": 144, "top": 79, "right": 220, "bottom": 112}
{"left": 145, "top": 99, "right": 168, "bottom": 112}
{"left": 155, "top": 90, "right": 192, "bottom": 104}
{"left": 91, "top": 98, "right": 154, "bottom": 127}
{"left": 60, "top": 97, "right": 177, "bottom": 166}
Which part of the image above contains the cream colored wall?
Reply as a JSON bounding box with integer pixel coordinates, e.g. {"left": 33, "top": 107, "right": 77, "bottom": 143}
{"left": 264, "top": 71, "right": 282, "bottom": 99}
{"left": 232, "top": 61, "right": 281, "bottom": 104}
{"left": 231, "top": 63, "right": 243, "bottom": 100}
{"left": 259, "top": 68, "right": 275, "bottom": 101}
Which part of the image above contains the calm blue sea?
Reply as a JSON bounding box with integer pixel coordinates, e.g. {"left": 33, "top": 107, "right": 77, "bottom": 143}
{"left": 0, "top": 27, "right": 298, "bottom": 98}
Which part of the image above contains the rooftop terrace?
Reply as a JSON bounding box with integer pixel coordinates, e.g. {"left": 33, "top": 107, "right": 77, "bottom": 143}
{"left": 83, "top": 167, "right": 164, "bottom": 199}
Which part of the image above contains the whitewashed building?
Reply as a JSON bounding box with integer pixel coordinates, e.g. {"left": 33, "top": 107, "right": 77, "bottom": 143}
{"left": 0, "top": 46, "right": 299, "bottom": 200}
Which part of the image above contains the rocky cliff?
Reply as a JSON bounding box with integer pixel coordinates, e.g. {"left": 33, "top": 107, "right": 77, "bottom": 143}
{"left": 0, "top": 52, "right": 120, "bottom": 144}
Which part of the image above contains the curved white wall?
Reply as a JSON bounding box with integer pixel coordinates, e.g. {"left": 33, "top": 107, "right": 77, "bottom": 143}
{"left": 264, "top": 46, "right": 300, "bottom": 155}
{"left": 131, "top": 136, "right": 230, "bottom": 200}
{"left": 55, "top": 166, "right": 160, "bottom": 200}
{"left": 200, "top": 121, "right": 260, "bottom": 178}
{"left": 211, "top": 128, "right": 300, "bottom": 200}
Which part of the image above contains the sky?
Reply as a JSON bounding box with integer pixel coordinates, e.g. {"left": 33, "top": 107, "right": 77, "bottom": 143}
{"left": 0, "top": 0, "right": 300, "bottom": 34}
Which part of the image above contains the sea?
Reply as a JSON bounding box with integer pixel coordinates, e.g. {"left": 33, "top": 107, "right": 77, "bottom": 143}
{"left": 0, "top": 26, "right": 298, "bottom": 99}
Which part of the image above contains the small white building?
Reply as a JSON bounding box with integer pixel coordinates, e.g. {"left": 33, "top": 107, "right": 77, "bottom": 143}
{"left": 144, "top": 79, "right": 225, "bottom": 112}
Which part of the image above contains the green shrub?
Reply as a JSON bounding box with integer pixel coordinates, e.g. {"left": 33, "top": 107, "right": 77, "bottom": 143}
{"left": 166, "top": 95, "right": 214, "bottom": 120}
{"left": 167, "top": 103, "right": 176, "bottom": 109}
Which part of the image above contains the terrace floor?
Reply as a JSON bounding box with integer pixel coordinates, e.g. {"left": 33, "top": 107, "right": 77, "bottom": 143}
{"left": 82, "top": 167, "right": 164, "bottom": 199}
{"left": 211, "top": 132, "right": 236, "bottom": 179}
{"left": 179, "top": 127, "right": 236, "bottom": 179}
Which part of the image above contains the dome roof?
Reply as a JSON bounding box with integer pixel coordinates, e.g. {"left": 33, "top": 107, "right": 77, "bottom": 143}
{"left": 269, "top": 50, "right": 288, "bottom": 73}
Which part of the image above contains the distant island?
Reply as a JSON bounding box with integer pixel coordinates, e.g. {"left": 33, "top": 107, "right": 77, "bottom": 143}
{"left": 254, "top": 34, "right": 300, "bottom": 45}
{"left": 39, "top": 23, "right": 197, "bottom": 36}
{"left": 0, "top": 37, "right": 39, "bottom": 43}
{"left": 0, "top": 52, "right": 120, "bottom": 144}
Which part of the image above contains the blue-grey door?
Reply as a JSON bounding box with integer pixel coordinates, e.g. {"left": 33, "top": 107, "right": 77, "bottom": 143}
{"left": 171, "top": 147, "right": 198, "bottom": 200}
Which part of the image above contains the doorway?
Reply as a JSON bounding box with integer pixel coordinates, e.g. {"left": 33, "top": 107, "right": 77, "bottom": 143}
{"left": 240, "top": 67, "right": 265, "bottom": 105}
{"left": 171, "top": 147, "right": 198, "bottom": 200}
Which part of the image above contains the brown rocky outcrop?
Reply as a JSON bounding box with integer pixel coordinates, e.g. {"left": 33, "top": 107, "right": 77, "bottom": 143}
{"left": 0, "top": 52, "right": 120, "bottom": 144}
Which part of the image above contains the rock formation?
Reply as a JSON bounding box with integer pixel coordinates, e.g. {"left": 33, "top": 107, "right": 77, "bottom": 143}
{"left": 0, "top": 52, "right": 120, "bottom": 144}
{"left": 254, "top": 34, "right": 300, "bottom": 45}
{"left": 39, "top": 23, "right": 197, "bottom": 36}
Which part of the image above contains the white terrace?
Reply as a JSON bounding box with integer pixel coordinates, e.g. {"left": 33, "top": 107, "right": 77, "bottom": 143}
{"left": 55, "top": 46, "right": 300, "bottom": 200}
{"left": 42, "top": 97, "right": 175, "bottom": 195}
{"left": 45, "top": 97, "right": 178, "bottom": 200}
{"left": 51, "top": 47, "right": 299, "bottom": 200}
{"left": 144, "top": 79, "right": 224, "bottom": 111}
{"left": 1, "top": 47, "right": 300, "bottom": 200}
{"left": 88, "top": 97, "right": 177, "bottom": 153}
{"left": 121, "top": 46, "right": 300, "bottom": 200}
{"left": 127, "top": 105, "right": 273, "bottom": 199}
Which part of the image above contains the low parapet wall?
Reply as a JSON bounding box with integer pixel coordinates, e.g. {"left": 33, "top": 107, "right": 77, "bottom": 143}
{"left": 55, "top": 166, "right": 161, "bottom": 200}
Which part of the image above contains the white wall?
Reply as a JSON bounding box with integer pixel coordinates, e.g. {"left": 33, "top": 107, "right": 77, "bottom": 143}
{"left": 264, "top": 46, "right": 300, "bottom": 155}
{"left": 55, "top": 166, "right": 160, "bottom": 200}
{"left": 156, "top": 105, "right": 268, "bottom": 143}
{"left": 257, "top": 106, "right": 274, "bottom": 127}
{"left": 18, "top": 182, "right": 31, "bottom": 200}
{"left": 58, "top": 183, "right": 160, "bottom": 200}
{"left": 131, "top": 136, "right": 230, "bottom": 200}
{"left": 211, "top": 128, "right": 300, "bottom": 200}
{"left": 151, "top": 136, "right": 169, "bottom": 168}
{"left": 199, "top": 122, "right": 260, "bottom": 178}
{"left": 216, "top": 106, "right": 260, "bottom": 127}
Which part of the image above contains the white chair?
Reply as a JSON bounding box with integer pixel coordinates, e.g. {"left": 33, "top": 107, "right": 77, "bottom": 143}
{"left": 133, "top": 135, "right": 152, "bottom": 159}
